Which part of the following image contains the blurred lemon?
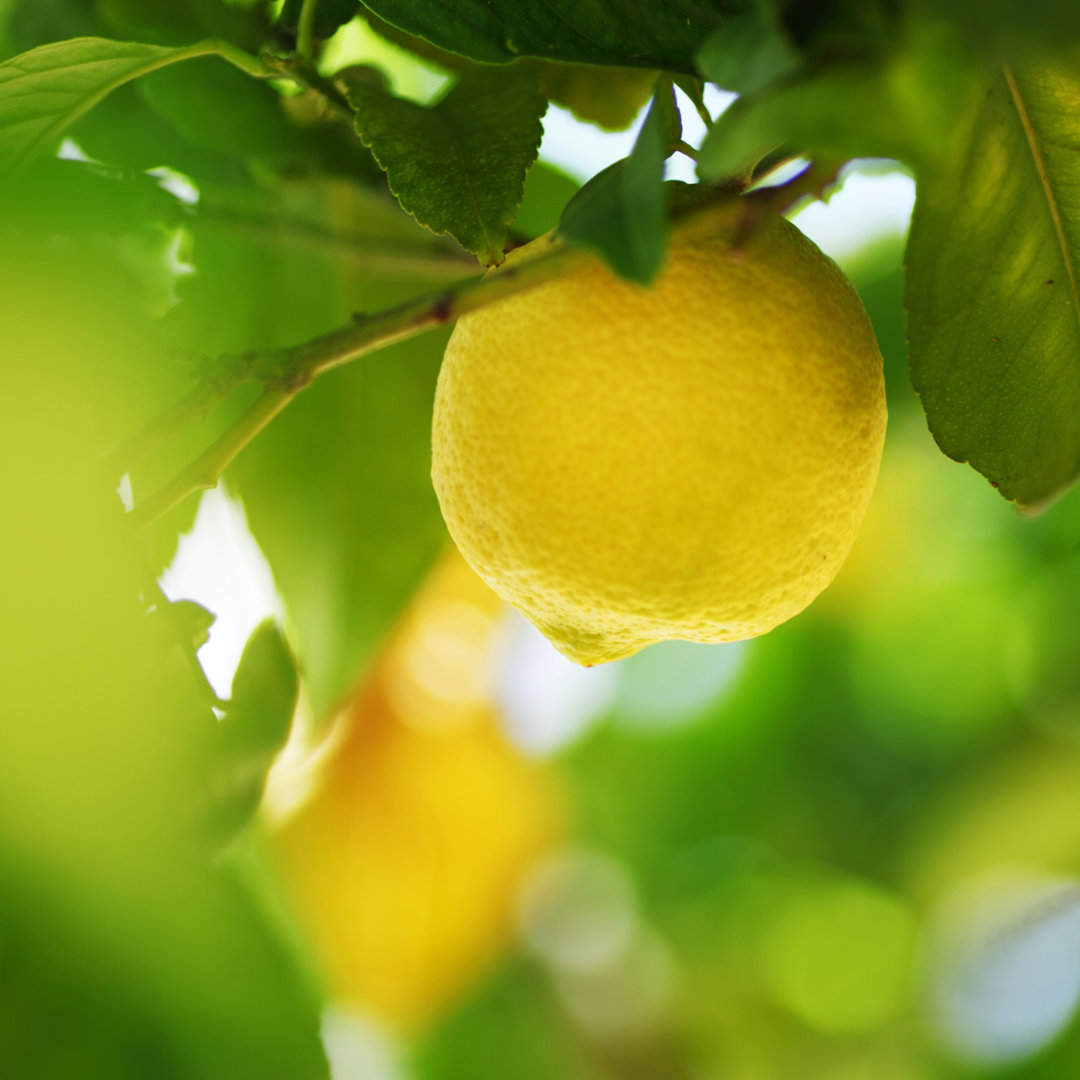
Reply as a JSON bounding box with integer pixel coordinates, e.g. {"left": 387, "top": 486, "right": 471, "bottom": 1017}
{"left": 269, "top": 552, "right": 559, "bottom": 1030}
{"left": 432, "top": 213, "right": 886, "bottom": 665}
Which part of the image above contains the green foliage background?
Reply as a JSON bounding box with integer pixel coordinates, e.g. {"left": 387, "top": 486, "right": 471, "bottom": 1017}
{"left": 2, "top": 2, "right": 1080, "bottom": 1078}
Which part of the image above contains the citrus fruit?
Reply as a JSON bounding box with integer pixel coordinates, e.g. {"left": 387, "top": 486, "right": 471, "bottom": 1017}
{"left": 431, "top": 209, "right": 887, "bottom": 665}
{"left": 268, "top": 551, "right": 558, "bottom": 1031}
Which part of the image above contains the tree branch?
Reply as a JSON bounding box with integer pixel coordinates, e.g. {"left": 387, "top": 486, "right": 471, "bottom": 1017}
{"left": 129, "top": 388, "right": 293, "bottom": 533}
{"left": 127, "top": 242, "right": 584, "bottom": 531}
{"left": 126, "top": 195, "right": 749, "bottom": 534}
{"left": 104, "top": 380, "right": 227, "bottom": 480}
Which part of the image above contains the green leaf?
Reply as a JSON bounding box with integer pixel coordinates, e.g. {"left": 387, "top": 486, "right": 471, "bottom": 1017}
{"left": 227, "top": 621, "right": 300, "bottom": 756}
{"left": 349, "top": 65, "right": 547, "bottom": 265}
{"left": 696, "top": 63, "right": 898, "bottom": 180}
{"left": 167, "top": 599, "right": 217, "bottom": 653}
{"left": 359, "top": 0, "right": 730, "bottom": 73}
{"left": 280, "top": 0, "right": 360, "bottom": 39}
{"left": 231, "top": 334, "right": 449, "bottom": 724}
{"left": 210, "top": 622, "right": 300, "bottom": 844}
{"left": 139, "top": 57, "right": 308, "bottom": 160}
{"left": 514, "top": 160, "right": 579, "bottom": 238}
{"left": 0, "top": 36, "right": 230, "bottom": 181}
{"left": 414, "top": 960, "right": 600, "bottom": 1080}
{"left": 918, "top": 1, "right": 1080, "bottom": 65}
{"left": 0, "top": 250, "right": 328, "bottom": 1078}
{"left": 533, "top": 61, "right": 656, "bottom": 131}
{"left": 695, "top": 2, "right": 801, "bottom": 94}
{"left": 558, "top": 83, "right": 668, "bottom": 284}
{"left": 99, "top": 0, "right": 267, "bottom": 48}
{"left": 176, "top": 174, "right": 458, "bottom": 723}
{"left": 906, "top": 63, "right": 1080, "bottom": 509}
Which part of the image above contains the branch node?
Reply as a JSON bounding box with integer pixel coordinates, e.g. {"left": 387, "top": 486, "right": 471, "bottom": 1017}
{"left": 431, "top": 294, "right": 455, "bottom": 323}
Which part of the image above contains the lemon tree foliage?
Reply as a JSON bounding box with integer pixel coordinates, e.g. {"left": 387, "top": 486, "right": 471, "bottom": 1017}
{"left": 4, "top": 0, "right": 1080, "bottom": 1077}
{"left": 906, "top": 64, "right": 1080, "bottom": 508}
{"left": 556, "top": 83, "right": 672, "bottom": 283}
{"left": 349, "top": 65, "right": 547, "bottom": 265}
{"left": 0, "top": 36, "right": 225, "bottom": 178}
{"left": 357, "top": 0, "right": 728, "bottom": 70}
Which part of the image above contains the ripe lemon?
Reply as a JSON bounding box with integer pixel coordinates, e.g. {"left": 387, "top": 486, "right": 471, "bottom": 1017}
{"left": 432, "top": 209, "right": 886, "bottom": 666}
{"left": 268, "top": 551, "right": 558, "bottom": 1031}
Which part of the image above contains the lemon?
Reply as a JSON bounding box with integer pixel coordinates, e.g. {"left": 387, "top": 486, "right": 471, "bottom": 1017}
{"left": 269, "top": 551, "right": 558, "bottom": 1030}
{"left": 432, "top": 210, "right": 886, "bottom": 665}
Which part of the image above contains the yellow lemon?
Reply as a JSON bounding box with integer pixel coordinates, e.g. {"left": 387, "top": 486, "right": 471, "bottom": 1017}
{"left": 268, "top": 552, "right": 559, "bottom": 1031}
{"left": 432, "top": 211, "right": 886, "bottom": 665}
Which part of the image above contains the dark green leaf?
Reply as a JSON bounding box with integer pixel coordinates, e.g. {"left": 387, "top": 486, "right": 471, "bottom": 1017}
{"left": 359, "top": 0, "right": 730, "bottom": 73}
{"left": 357, "top": 3, "right": 656, "bottom": 130}
{"left": 696, "top": 3, "right": 801, "bottom": 94}
{"left": 99, "top": 0, "right": 267, "bottom": 48}
{"left": 558, "top": 85, "right": 667, "bottom": 284}
{"left": 280, "top": 0, "right": 360, "bottom": 40}
{"left": 350, "top": 65, "right": 546, "bottom": 265}
{"left": 906, "top": 63, "right": 1080, "bottom": 508}
{"left": 0, "top": 36, "right": 223, "bottom": 181}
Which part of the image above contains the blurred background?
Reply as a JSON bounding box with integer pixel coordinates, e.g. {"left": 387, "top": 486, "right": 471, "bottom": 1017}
{"left": 5, "top": 6, "right": 1080, "bottom": 1079}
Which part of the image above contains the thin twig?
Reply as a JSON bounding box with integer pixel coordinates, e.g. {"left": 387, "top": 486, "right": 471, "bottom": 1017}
{"left": 672, "top": 139, "right": 700, "bottom": 162}
{"left": 129, "top": 388, "right": 293, "bottom": 533}
{"left": 734, "top": 157, "right": 846, "bottom": 248}
{"left": 104, "top": 381, "right": 226, "bottom": 480}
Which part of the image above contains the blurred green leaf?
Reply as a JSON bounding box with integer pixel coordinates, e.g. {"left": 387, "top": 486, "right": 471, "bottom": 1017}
{"left": 140, "top": 57, "right": 307, "bottom": 160}
{"left": 231, "top": 333, "right": 449, "bottom": 725}
{"left": 558, "top": 84, "right": 667, "bottom": 283}
{"left": 99, "top": 0, "right": 266, "bottom": 48}
{"left": 6, "top": 0, "right": 103, "bottom": 56}
{"left": 0, "top": 249, "right": 328, "bottom": 1080}
{"left": 0, "top": 36, "right": 229, "bottom": 181}
{"left": 358, "top": 0, "right": 729, "bottom": 72}
{"left": 697, "top": 27, "right": 969, "bottom": 180}
{"left": 910, "top": 0, "right": 1080, "bottom": 64}
{"left": 349, "top": 65, "right": 547, "bottom": 265}
{"left": 227, "top": 621, "right": 299, "bottom": 756}
{"left": 413, "top": 959, "right": 601, "bottom": 1080}
{"left": 695, "top": 2, "right": 801, "bottom": 94}
{"left": 210, "top": 622, "right": 299, "bottom": 845}
{"left": 533, "top": 60, "right": 656, "bottom": 131}
{"left": 906, "top": 62, "right": 1080, "bottom": 508}
{"left": 515, "top": 160, "right": 579, "bottom": 239}
{"left": 165, "top": 599, "right": 217, "bottom": 653}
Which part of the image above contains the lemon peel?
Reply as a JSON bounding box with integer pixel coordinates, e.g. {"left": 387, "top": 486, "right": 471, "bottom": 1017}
{"left": 432, "top": 211, "right": 886, "bottom": 665}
